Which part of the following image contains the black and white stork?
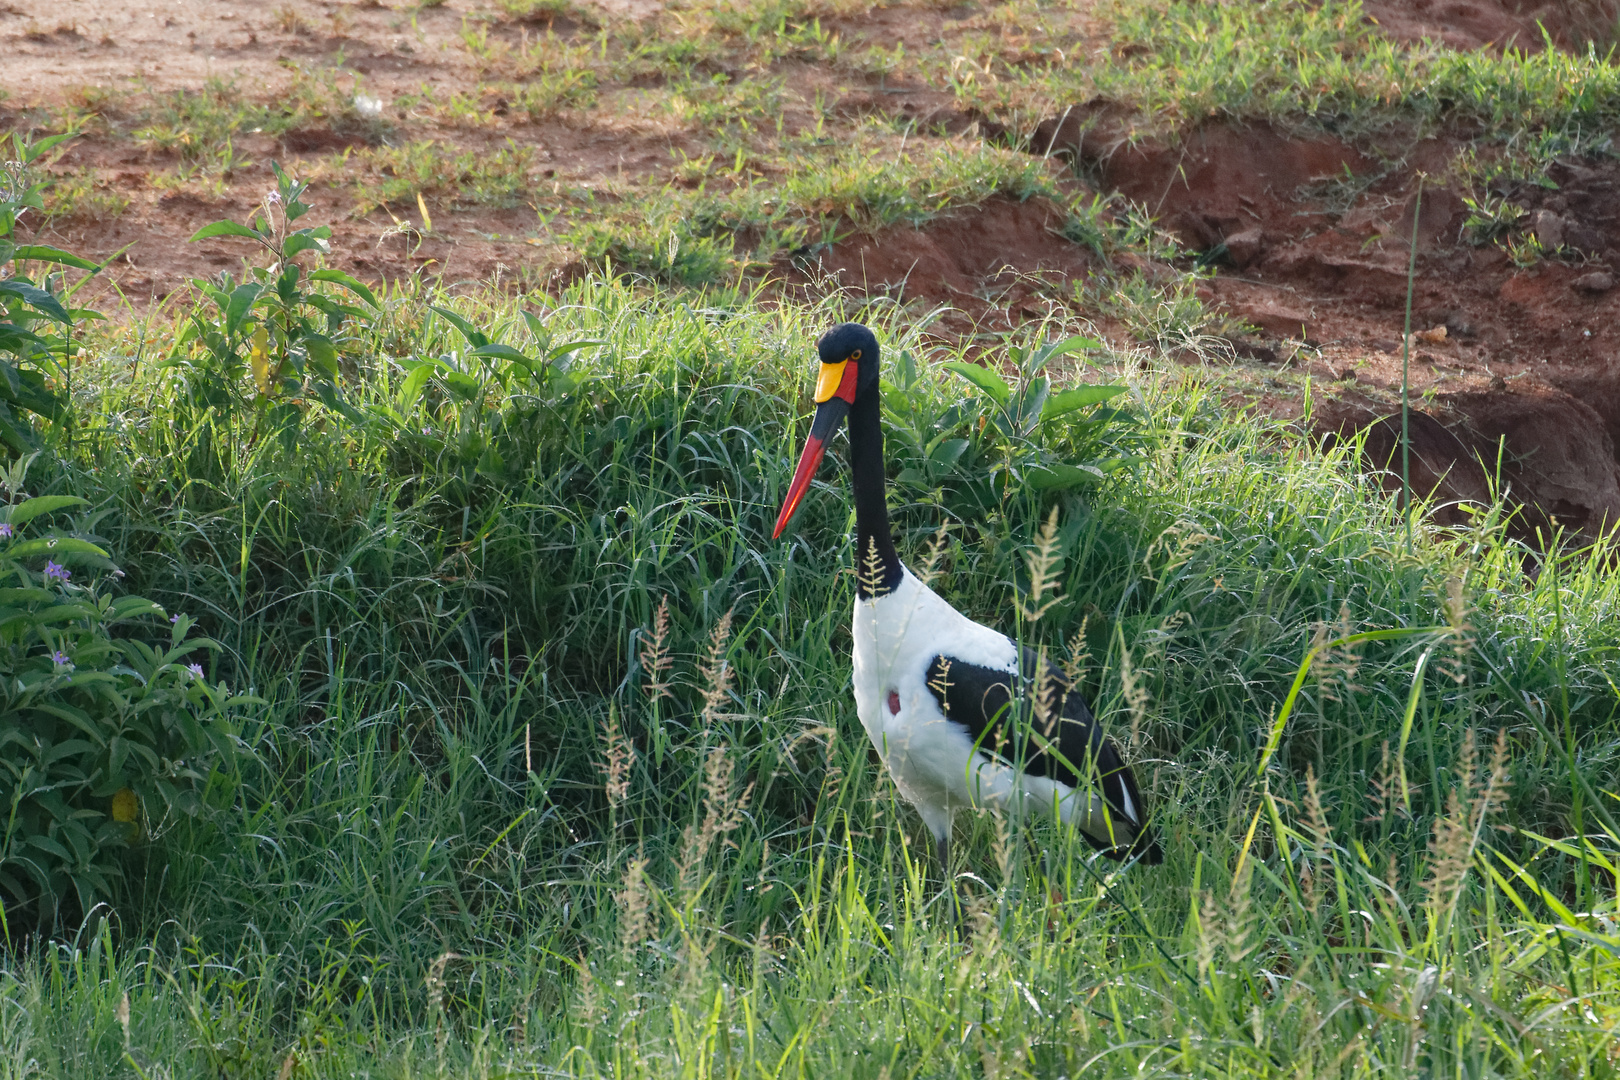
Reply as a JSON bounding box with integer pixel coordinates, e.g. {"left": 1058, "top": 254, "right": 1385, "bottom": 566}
{"left": 773, "top": 322, "right": 1163, "bottom": 867}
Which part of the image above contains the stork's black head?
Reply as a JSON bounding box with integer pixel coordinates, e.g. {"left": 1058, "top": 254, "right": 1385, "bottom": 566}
{"left": 815, "top": 322, "right": 881, "bottom": 398}
{"left": 772, "top": 322, "right": 881, "bottom": 538}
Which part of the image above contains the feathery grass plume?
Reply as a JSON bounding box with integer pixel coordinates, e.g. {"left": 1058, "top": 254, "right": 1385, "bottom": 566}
{"left": 639, "top": 594, "right": 674, "bottom": 701}
{"left": 1196, "top": 889, "right": 1219, "bottom": 984}
{"left": 1016, "top": 506, "right": 1063, "bottom": 624}
{"left": 1301, "top": 765, "right": 1329, "bottom": 911}
{"left": 859, "top": 535, "right": 892, "bottom": 599}
{"left": 914, "top": 522, "right": 952, "bottom": 588}
{"left": 1060, "top": 619, "right": 1091, "bottom": 682}
{"left": 1313, "top": 602, "right": 1362, "bottom": 703}
{"left": 575, "top": 951, "right": 598, "bottom": 1030}
{"left": 1058, "top": 617, "right": 1091, "bottom": 713}
{"left": 678, "top": 745, "right": 753, "bottom": 899}
{"left": 1118, "top": 643, "right": 1150, "bottom": 752}
{"left": 426, "top": 950, "right": 462, "bottom": 1043}
{"left": 1366, "top": 739, "right": 1399, "bottom": 824}
{"left": 600, "top": 704, "right": 633, "bottom": 810}
{"left": 755, "top": 837, "right": 771, "bottom": 894}
{"left": 1140, "top": 518, "right": 1216, "bottom": 583}
{"left": 1424, "top": 728, "right": 1509, "bottom": 928}
{"left": 1440, "top": 573, "right": 1474, "bottom": 684}
{"left": 697, "top": 607, "right": 735, "bottom": 731}
{"left": 1031, "top": 645, "right": 1059, "bottom": 742}
{"left": 617, "top": 851, "right": 652, "bottom": 960}
{"left": 991, "top": 803, "right": 1013, "bottom": 882}
{"left": 1225, "top": 854, "right": 1256, "bottom": 964}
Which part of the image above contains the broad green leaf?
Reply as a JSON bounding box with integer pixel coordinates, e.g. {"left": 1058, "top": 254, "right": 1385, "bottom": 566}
{"left": 399, "top": 364, "right": 434, "bottom": 410}
{"left": 4, "top": 496, "right": 87, "bottom": 528}
{"left": 0, "top": 324, "right": 47, "bottom": 355}
{"left": 472, "top": 342, "right": 534, "bottom": 365}
{"left": 189, "top": 220, "right": 264, "bottom": 243}
{"left": 431, "top": 306, "right": 489, "bottom": 349}
{"left": 21, "top": 133, "right": 75, "bottom": 162}
{"left": 942, "top": 360, "right": 1011, "bottom": 405}
{"left": 224, "top": 283, "right": 263, "bottom": 340}
{"left": 6, "top": 537, "right": 110, "bottom": 559}
{"left": 1016, "top": 376, "right": 1050, "bottom": 434}
{"left": 109, "top": 596, "right": 165, "bottom": 620}
{"left": 282, "top": 232, "right": 330, "bottom": 259}
{"left": 0, "top": 281, "right": 68, "bottom": 324}
{"left": 31, "top": 602, "right": 99, "bottom": 624}
{"left": 442, "top": 370, "right": 484, "bottom": 402}
{"left": 1041, "top": 384, "right": 1128, "bottom": 421}
{"left": 11, "top": 246, "right": 100, "bottom": 271}
{"left": 521, "top": 310, "right": 548, "bottom": 349}
{"left": 1027, "top": 462, "right": 1105, "bottom": 490}
{"left": 1044, "top": 334, "right": 1101, "bottom": 360}
{"left": 0, "top": 588, "right": 54, "bottom": 604}
{"left": 304, "top": 334, "right": 340, "bottom": 378}
{"left": 546, "top": 338, "right": 605, "bottom": 361}
{"left": 309, "top": 269, "right": 379, "bottom": 309}
{"left": 927, "top": 438, "right": 969, "bottom": 466}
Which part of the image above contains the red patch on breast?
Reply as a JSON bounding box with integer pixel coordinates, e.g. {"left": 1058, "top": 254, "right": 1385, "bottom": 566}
{"left": 887, "top": 689, "right": 901, "bottom": 715}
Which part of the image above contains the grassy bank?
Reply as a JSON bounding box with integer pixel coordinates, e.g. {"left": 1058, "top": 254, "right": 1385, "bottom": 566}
{"left": 0, "top": 275, "right": 1608, "bottom": 1075}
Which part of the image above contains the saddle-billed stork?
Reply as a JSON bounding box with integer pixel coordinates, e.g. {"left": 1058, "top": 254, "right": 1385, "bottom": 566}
{"left": 773, "top": 323, "right": 1163, "bottom": 868}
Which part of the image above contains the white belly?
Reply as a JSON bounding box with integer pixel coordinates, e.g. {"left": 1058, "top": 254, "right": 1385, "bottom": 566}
{"left": 849, "top": 568, "right": 1109, "bottom": 841}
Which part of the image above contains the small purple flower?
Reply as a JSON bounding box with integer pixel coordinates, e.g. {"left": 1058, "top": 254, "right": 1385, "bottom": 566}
{"left": 169, "top": 613, "right": 181, "bottom": 624}
{"left": 266, "top": 190, "right": 282, "bottom": 206}
{"left": 42, "top": 560, "right": 69, "bottom": 584}
{"left": 187, "top": 663, "right": 204, "bottom": 678}
{"left": 50, "top": 651, "right": 70, "bottom": 669}
{"left": 0, "top": 523, "right": 13, "bottom": 539}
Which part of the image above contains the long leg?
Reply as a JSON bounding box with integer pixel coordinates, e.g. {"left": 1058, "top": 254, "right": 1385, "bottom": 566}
{"left": 934, "top": 823, "right": 963, "bottom": 936}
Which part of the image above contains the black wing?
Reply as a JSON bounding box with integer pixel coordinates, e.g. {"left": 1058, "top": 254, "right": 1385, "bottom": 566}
{"left": 924, "top": 648, "right": 1162, "bottom": 864}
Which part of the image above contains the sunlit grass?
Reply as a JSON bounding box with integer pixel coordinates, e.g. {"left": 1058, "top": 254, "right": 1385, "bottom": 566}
{"left": 0, "top": 275, "right": 1609, "bottom": 1073}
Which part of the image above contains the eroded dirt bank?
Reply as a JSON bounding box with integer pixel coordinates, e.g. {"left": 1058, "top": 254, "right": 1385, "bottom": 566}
{"left": 1021, "top": 112, "right": 1620, "bottom": 541}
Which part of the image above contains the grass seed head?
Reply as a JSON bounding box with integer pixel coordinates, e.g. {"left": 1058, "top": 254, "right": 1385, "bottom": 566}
{"left": 600, "top": 705, "right": 634, "bottom": 809}
{"left": 1016, "top": 505, "right": 1064, "bottom": 624}
{"left": 639, "top": 594, "right": 675, "bottom": 701}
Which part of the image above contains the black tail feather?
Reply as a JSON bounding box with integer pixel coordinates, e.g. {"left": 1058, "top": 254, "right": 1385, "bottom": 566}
{"left": 1085, "top": 735, "right": 1163, "bottom": 864}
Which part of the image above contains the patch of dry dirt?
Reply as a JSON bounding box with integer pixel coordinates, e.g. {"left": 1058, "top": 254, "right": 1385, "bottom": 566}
{"left": 1362, "top": 0, "right": 1620, "bottom": 52}
{"left": 9, "top": 0, "right": 1620, "bottom": 540}
{"left": 1039, "top": 108, "right": 1620, "bottom": 539}
{"left": 780, "top": 194, "right": 1097, "bottom": 332}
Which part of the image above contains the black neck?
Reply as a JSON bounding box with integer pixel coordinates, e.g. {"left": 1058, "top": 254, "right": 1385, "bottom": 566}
{"left": 848, "top": 387, "right": 904, "bottom": 598}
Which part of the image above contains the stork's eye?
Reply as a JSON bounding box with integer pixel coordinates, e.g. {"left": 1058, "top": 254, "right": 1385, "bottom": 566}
{"left": 849, "top": 348, "right": 863, "bottom": 361}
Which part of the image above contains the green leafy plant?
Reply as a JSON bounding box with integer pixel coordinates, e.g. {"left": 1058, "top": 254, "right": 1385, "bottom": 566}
{"left": 882, "top": 333, "right": 1138, "bottom": 518}
{"left": 0, "top": 455, "right": 248, "bottom": 931}
{"left": 380, "top": 304, "right": 599, "bottom": 481}
{"left": 0, "top": 132, "right": 107, "bottom": 453}
{"left": 1461, "top": 192, "right": 1527, "bottom": 246}
{"left": 942, "top": 333, "right": 1136, "bottom": 489}
{"left": 174, "top": 163, "right": 378, "bottom": 449}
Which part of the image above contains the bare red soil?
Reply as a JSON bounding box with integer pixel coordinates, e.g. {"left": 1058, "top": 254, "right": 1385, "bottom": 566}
{"left": 1035, "top": 110, "right": 1620, "bottom": 539}
{"left": 1363, "top": 0, "right": 1620, "bottom": 52}
{"left": 10, "top": 0, "right": 1620, "bottom": 539}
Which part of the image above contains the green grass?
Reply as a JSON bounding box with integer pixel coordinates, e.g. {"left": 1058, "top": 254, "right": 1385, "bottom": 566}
{"left": 0, "top": 275, "right": 1612, "bottom": 1074}
{"left": 352, "top": 139, "right": 546, "bottom": 213}
{"left": 561, "top": 139, "right": 1064, "bottom": 285}
{"left": 961, "top": 0, "right": 1620, "bottom": 154}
